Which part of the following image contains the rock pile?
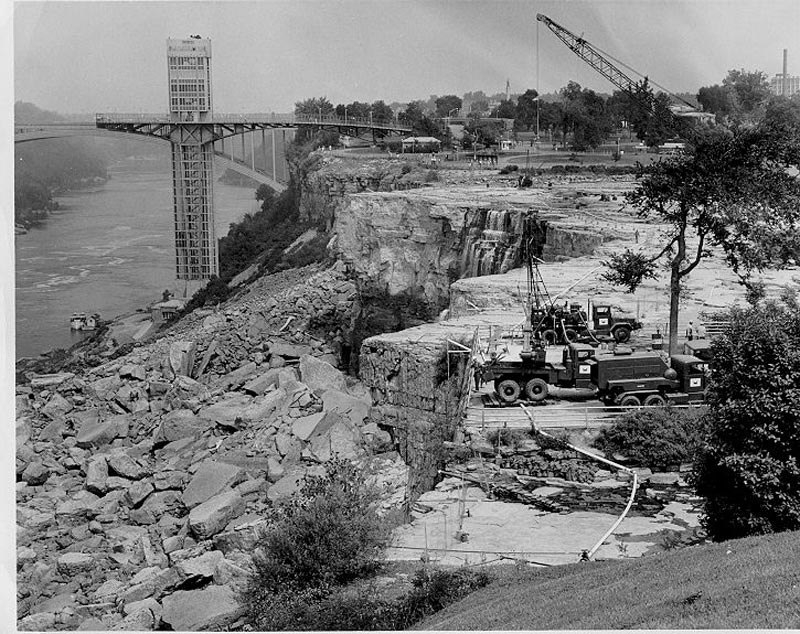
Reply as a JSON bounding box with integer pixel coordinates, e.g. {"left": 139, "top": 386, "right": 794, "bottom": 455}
{"left": 16, "top": 264, "right": 408, "bottom": 631}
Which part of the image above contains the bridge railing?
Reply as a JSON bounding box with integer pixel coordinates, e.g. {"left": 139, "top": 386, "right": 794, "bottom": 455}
{"left": 95, "top": 112, "right": 412, "bottom": 130}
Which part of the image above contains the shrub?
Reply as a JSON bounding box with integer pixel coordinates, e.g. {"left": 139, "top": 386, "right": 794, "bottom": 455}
{"left": 593, "top": 407, "right": 704, "bottom": 468}
{"left": 691, "top": 300, "right": 800, "bottom": 541}
{"left": 242, "top": 459, "right": 392, "bottom": 630}
{"left": 395, "top": 567, "right": 492, "bottom": 626}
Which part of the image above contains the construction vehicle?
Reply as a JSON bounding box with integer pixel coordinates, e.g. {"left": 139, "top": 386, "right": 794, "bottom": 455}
{"left": 533, "top": 298, "right": 642, "bottom": 345}
{"left": 488, "top": 342, "right": 708, "bottom": 407}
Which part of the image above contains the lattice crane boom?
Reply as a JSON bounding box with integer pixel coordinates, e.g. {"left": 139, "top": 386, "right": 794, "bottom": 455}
{"left": 536, "top": 13, "right": 640, "bottom": 95}
{"left": 536, "top": 13, "right": 697, "bottom": 110}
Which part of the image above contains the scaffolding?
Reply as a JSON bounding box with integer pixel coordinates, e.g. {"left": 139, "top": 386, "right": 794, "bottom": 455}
{"left": 171, "top": 141, "right": 217, "bottom": 279}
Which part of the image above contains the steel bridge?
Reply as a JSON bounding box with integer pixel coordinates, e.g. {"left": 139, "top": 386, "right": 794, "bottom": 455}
{"left": 15, "top": 38, "right": 412, "bottom": 280}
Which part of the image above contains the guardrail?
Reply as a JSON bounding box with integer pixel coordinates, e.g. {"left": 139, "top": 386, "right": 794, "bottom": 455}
{"left": 94, "top": 112, "right": 412, "bottom": 130}
{"left": 464, "top": 402, "right": 705, "bottom": 430}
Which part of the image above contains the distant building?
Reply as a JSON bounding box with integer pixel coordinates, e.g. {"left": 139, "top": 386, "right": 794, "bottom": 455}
{"left": 769, "top": 73, "right": 800, "bottom": 97}
{"left": 150, "top": 299, "right": 186, "bottom": 325}
{"left": 402, "top": 136, "right": 442, "bottom": 152}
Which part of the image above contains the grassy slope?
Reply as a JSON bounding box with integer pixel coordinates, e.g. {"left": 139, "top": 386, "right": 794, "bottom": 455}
{"left": 416, "top": 530, "right": 800, "bottom": 630}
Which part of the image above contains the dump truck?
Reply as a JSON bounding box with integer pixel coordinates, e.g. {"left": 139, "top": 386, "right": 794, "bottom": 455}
{"left": 488, "top": 343, "right": 707, "bottom": 406}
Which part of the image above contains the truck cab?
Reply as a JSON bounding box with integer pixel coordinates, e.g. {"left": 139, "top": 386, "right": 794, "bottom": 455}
{"left": 561, "top": 343, "right": 596, "bottom": 389}
{"left": 590, "top": 299, "right": 642, "bottom": 343}
{"left": 669, "top": 354, "right": 708, "bottom": 402}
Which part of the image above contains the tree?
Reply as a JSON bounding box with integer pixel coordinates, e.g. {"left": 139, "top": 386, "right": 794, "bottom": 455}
{"left": 722, "top": 69, "right": 770, "bottom": 122}
{"left": 691, "top": 298, "right": 800, "bottom": 541}
{"left": 370, "top": 100, "right": 394, "bottom": 123}
{"left": 557, "top": 82, "right": 614, "bottom": 150}
{"left": 294, "top": 96, "right": 335, "bottom": 118}
{"left": 515, "top": 89, "right": 539, "bottom": 131}
{"left": 603, "top": 125, "right": 800, "bottom": 353}
{"left": 335, "top": 101, "right": 370, "bottom": 120}
{"left": 434, "top": 95, "right": 462, "bottom": 118}
{"left": 697, "top": 84, "right": 733, "bottom": 120}
{"left": 491, "top": 99, "right": 516, "bottom": 120}
{"left": 399, "top": 101, "right": 440, "bottom": 137}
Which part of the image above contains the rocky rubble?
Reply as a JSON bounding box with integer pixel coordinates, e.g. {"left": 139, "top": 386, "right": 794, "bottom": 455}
{"left": 16, "top": 264, "right": 408, "bottom": 631}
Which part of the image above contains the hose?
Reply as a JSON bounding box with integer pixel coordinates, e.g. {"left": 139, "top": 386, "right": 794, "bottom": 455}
{"left": 519, "top": 403, "right": 639, "bottom": 562}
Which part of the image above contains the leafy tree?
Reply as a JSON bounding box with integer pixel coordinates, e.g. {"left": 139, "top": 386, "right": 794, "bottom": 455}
{"left": 435, "top": 95, "right": 462, "bottom": 118}
{"left": 468, "top": 98, "right": 489, "bottom": 115}
{"left": 370, "top": 100, "right": 394, "bottom": 123}
{"left": 697, "top": 84, "right": 733, "bottom": 120}
{"left": 603, "top": 125, "right": 800, "bottom": 353}
{"left": 722, "top": 69, "right": 770, "bottom": 123}
{"left": 399, "top": 101, "right": 441, "bottom": 137}
{"left": 491, "top": 99, "right": 516, "bottom": 119}
{"left": 335, "top": 101, "right": 371, "bottom": 121}
{"left": 692, "top": 299, "right": 800, "bottom": 541}
{"left": 294, "top": 96, "right": 335, "bottom": 118}
{"left": 558, "top": 82, "right": 614, "bottom": 150}
{"left": 515, "top": 88, "right": 539, "bottom": 131}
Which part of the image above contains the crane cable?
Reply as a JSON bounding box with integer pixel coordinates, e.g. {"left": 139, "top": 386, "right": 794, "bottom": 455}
{"left": 520, "top": 404, "right": 639, "bottom": 562}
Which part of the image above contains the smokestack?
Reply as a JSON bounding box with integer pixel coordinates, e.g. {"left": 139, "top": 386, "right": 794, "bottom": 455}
{"left": 783, "top": 49, "right": 788, "bottom": 96}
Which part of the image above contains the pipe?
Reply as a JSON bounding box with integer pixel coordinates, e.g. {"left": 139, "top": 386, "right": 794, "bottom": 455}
{"left": 519, "top": 403, "right": 639, "bottom": 561}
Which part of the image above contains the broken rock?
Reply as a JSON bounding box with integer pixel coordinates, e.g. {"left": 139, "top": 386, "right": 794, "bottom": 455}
{"left": 188, "top": 490, "right": 245, "bottom": 539}
{"left": 182, "top": 461, "right": 242, "bottom": 508}
{"left": 299, "top": 354, "right": 347, "bottom": 395}
{"left": 161, "top": 585, "right": 243, "bottom": 632}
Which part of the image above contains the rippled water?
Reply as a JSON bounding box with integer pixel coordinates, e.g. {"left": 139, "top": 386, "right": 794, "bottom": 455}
{"left": 15, "top": 154, "right": 260, "bottom": 359}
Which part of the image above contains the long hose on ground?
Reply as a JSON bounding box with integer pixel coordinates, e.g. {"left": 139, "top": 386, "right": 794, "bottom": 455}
{"left": 520, "top": 403, "right": 639, "bottom": 562}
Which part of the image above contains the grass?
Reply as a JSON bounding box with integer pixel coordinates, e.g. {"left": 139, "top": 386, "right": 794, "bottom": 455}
{"left": 415, "top": 529, "right": 800, "bottom": 630}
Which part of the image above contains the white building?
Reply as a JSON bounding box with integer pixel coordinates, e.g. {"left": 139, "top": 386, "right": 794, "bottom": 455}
{"left": 769, "top": 73, "right": 800, "bottom": 97}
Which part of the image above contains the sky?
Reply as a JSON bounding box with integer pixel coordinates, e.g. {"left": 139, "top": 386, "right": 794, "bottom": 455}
{"left": 9, "top": 0, "right": 800, "bottom": 116}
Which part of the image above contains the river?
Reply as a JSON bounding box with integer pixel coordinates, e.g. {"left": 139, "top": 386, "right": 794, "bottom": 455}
{"left": 15, "top": 152, "right": 261, "bottom": 360}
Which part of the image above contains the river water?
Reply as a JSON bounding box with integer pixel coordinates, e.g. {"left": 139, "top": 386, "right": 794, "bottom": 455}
{"left": 15, "top": 153, "right": 260, "bottom": 360}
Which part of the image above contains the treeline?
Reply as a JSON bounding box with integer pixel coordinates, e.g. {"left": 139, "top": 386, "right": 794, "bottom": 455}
{"left": 295, "top": 68, "right": 799, "bottom": 152}
{"left": 15, "top": 139, "right": 108, "bottom": 225}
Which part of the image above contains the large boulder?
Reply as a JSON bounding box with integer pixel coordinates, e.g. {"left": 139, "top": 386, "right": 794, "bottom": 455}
{"left": 182, "top": 461, "right": 242, "bottom": 508}
{"left": 299, "top": 354, "right": 347, "bottom": 395}
{"left": 268, "top": 339, "right": 313, "bottom": 359}
{"left": 155, "top": 409, "right": 214, "bottom": 444}
{"left": 160, "top": 585, "right": 243, "bottom": 631}
{"left": 291, "top": 411, "right": 326, "bottom": 441}
{"left": 169, "top": 340, "right": 196, "bottom": 377}
{"left": 238, "top": 388, "right": 287, "bottom": 426}
{"left": 29, "top": 372, "right": 75, "bottom": 388}
{"left": 40, "top": 392, "right": 73, "bottom": 419}
{"left": 242, "top": 368, "right": 282, "bottom": 396}
{"left": 309, "top": 419, "right": 364, "bottom": 462}
{"left": 216, "top": 361, "right": 258, "bottom": 390}
{"left": 321, "top": 389, "right": 371, "bottom": 428}
{"left": 198, "top": 394, "right": 252, "bottom": 429}
{"left": 188, "top": 490, "right": 245, "bottom": 539}
{"left": 75, "top": 414, "right": 130, "bottom": 448}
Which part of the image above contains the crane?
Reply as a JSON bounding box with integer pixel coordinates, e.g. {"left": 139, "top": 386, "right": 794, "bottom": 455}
{"left": 536, "top": 13, "right": 697, "bottom": 112}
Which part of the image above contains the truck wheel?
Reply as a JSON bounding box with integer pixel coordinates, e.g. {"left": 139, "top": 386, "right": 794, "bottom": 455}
{"left": 496, "top": 379, "right": 521, "bottom": 404}
{"left": 613, "top": 326, "right": 632, "bottom": 343}
{"left": 618, "top": 394, "right": 641, "bottom": 408}
{"left": 643, "top": 394, "right": 666, "bottom": 407}
{"left": 524, "top": 378, "right": 548, "bottom": 402}
{"left": 542, "top": 329, "right": 558, "bottom": 345}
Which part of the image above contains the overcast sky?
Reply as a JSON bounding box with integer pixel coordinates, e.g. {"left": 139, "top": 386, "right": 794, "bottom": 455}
{"left": 9, "top": 0, "right": 800, "bottom": 114}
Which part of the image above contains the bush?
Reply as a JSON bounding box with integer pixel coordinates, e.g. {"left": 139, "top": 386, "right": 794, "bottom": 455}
{"left": 396, "top": 567, "right": 492, "bottom": 625}
{"left": 593, "top": 407, "right": 704, "bottom": 469}
{"left": 242, "top": 459, "right": 392, "bottom": 630}
{"left": 691, "top": 300, "right": 800, "bottom": 541}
